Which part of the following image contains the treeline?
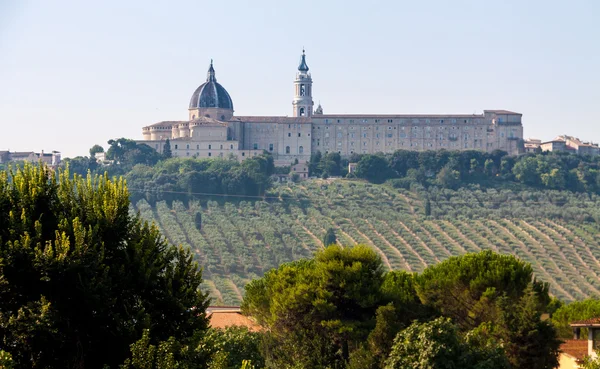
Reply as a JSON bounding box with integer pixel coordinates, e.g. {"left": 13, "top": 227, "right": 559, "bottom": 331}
{"left": 60, "top": 138, "right": 275, "bottom": 205}
{"left": 242, "top": 245, "right": 561, "bottom": 369}
{"left": 124, "top": 155, "right": 275, "bottom": 205}
{"left": 347, "top": 149, "right": 600, "bottom": 193}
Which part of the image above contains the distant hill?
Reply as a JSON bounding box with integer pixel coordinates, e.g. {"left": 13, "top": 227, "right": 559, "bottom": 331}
{"left": 133, "top": 179, "right": 600, "bottom": 305}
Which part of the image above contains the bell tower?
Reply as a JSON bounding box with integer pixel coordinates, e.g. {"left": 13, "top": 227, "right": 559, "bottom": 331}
{"left": 292, "top": 49, "right": 314, "bottom": 117}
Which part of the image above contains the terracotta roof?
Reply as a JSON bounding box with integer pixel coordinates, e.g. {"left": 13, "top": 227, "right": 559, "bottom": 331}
{"left": 316, "top": 114, "right": 484, "bottom": 119}
{"left": 147, "top": 121, "right": 185, "bottom": 128}
{"left": 230, "top": 116, "right": 312, "bottom": 123}
{"left": 571, "top": 317, "right": 600, "bottom": 326}
{"left": 187, "top": 117, "right": 228, "bottom": 126}
{"left": 208, "top": 311, "right": 263, "bottom": 332}
{"left": 560, "top": 340, "right": 588, "bottom": 361}
{"left": 484, "top": 110, "right": 522, "bottom": 115}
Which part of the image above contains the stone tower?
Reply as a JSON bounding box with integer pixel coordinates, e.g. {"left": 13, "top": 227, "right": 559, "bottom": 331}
{"left": 292, "top": 49, "right": 314, "bottom": 117}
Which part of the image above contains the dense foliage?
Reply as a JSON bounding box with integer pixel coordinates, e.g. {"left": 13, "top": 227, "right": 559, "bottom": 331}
{"left": 242, "top": 245, "right": 559, "bottom": 369}
{"left": 551, "top": 299, "right": 600, "bottom": 338}
{"left": 384, "top": 317, "right": 509, "bottom": 369}
{"left": 0, "top": 164, "right": 210, "bottom": 368}
{"left": 348, "top": 149, "right": 600, "bottom": 194}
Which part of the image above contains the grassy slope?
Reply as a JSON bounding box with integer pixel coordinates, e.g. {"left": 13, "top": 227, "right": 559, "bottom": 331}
{"left": 132, "top": 179, "right": 600, "bottom": 305}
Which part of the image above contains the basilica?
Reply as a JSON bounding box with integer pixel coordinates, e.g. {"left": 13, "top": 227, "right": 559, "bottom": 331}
{"left": 139, "top": 51, "right": 524, "bottom": 165}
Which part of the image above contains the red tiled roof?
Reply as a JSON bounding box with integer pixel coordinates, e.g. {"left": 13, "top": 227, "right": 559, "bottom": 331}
{"left": 317, "top": 114, "right": 483, "bottom": 118}
{"left": 230, "top": 116, "right": 311, "bottom": 123}
{"left": 571, "top": 317, "right": 600, "bottom": 326}
{"left": 484, "top": 110, "right": 522, "bottom": 115}
{"left": 560, "top": 340, "right": 588, "bottom": 361}
{"left": 208, "top": 311, "right": 263, "bottom": 332}
{"left": 147, "top": 121, "right": 185, "bottom": 128}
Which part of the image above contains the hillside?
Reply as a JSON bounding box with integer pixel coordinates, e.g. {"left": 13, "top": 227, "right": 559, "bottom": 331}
{"left": 133, "top": 179, "right": 600, "bottom": 305}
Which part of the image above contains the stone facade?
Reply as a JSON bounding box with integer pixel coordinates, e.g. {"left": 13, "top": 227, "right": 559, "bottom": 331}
{"left": 139, "top": 52, "right": 524, "bottom": 164}
{"left": 0, "top": 150, "right": 61, "bottom": 167}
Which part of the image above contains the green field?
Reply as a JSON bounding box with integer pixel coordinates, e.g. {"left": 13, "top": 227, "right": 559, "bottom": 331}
{"left": 133, "top": 179, "right": 600, "bottom": 305}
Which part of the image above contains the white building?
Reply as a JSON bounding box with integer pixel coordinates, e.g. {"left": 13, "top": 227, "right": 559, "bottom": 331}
{"left": 139, "top": 51, "right": 524, "bottom": 164}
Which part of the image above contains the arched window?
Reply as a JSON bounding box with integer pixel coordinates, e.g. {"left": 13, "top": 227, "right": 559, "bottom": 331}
{"left": 286, "top": 146, "right": 290, "bottom": 154}
{"left": 299, "top": 146, "right": 304, "bottom": 154}
{"left": 299, "top": 107, "right": 305, "bottom": 117}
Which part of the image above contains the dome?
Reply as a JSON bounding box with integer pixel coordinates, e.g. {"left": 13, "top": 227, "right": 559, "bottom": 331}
{"left": 189, "top": 61, "right": 234, "bottom": 110}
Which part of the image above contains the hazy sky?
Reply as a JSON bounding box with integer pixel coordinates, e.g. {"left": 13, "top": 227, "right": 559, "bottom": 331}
{"left": 1, "top": 0, "right": 598, "bottom": 158}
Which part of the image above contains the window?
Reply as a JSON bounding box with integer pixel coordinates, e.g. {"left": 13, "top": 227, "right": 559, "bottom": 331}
{"left": 253, "top": 143, "right": 258, "bottom": 150}
{"left": 286, "top": 146, "right": 290, "bottom": 154}
{"left": 299, "top": 146, "right": 304, "bottom": 153}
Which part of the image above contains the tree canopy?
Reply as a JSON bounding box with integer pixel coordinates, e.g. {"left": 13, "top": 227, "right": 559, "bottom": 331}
{"left": 241, "top": 245, "right": 560, "bottom": 369}
{"left": 0, "top": 163, "right": 210, "bottom": 368}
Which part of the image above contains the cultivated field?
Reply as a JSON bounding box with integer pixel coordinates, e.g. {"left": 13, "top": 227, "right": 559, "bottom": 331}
{"left": 133, "top": 180, "right": 600, "bottom": 305}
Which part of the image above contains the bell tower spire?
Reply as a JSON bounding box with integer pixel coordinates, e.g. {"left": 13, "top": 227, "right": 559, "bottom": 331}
{"left": 292, "top": 49, "right": 314, "bottom": 117}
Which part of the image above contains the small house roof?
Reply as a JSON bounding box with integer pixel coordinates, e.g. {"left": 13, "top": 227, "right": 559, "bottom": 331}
{"left": 570, "top": 317, "right": 600, "bottom": 327}
{"left": 207, "top": 310, "right": 263, "bottom": 332}
{"left": 560, "top": 340, "right": 588, "bottom": 361}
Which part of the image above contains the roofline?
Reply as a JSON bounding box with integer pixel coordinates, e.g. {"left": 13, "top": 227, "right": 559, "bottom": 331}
{"left": 315, "top": 114, "right": 485, "bottom": 118}
{"left": 570, "top": 323, "right": 600, "bottom": 327}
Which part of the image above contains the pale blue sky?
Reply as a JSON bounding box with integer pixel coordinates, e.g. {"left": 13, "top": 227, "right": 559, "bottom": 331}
{"left": 1, "top": 0, "right": 598, "bottom": 158}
